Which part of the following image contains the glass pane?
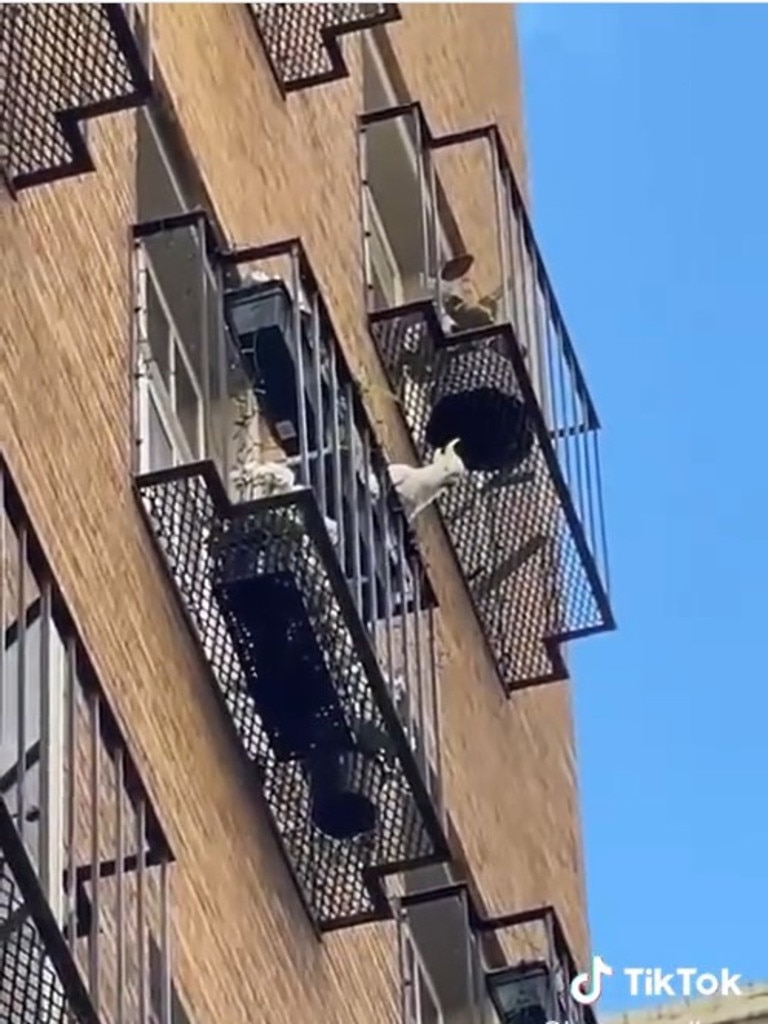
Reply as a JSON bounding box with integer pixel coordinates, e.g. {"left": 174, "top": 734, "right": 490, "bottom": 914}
{"left": 148, "top": 391, "right": 175, "bottom": 471}
{"left": 417, "top": 966, "right": 441, "bottom": 1024}
{"left": 174, "top": 341, "right": 202, "bottom": 458}
{"left": 136, "top": 108, "right": 188, "bottom": 222}
{"left": 146, "top": 272, "right": 171, "bottom": 389}
{"left": 1, "top": 608, "right": 65, "bottom": 887}
{"left": 145, "top": 223, "right": 206, "bottom": 390}
{"left": 205, "top": 270, "right": 228, "bottom": 478}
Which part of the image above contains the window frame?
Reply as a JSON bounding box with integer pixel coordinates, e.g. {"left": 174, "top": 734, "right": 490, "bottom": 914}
{"left": 403, "top": 926, "right": 445, "bottom": 1024}
{"left": 1, "top": 598, "right": 67, "bottom": 926}
{"left": 134, "top": 108, "right": 220, "bottom": 477}
{"left": 361, "top": 34, "right": 456, "bottom": 303}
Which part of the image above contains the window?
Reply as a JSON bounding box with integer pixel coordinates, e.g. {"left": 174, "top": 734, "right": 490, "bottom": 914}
{"left": 404, "top": 931, "right": 444, "bottom": 1024}
{"left": 1, "top": 598, "right": 66, "bottom": 923}
{"left": 134, "top": 106, "right": 229, "bottom": 478}
{"left": 361, "top": 36, "right": 458, "bottom": 310}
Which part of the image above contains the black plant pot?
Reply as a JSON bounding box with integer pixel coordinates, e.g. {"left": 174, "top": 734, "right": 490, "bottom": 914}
{"left": 307, "top": 719, "right": 392, "bottom": 841}
{"left": 426, "top": 348, "right": 534, "bottom": 472}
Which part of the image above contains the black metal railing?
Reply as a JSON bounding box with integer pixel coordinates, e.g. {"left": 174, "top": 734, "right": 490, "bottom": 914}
{"left": 398, "top": 882, "right": 597, "bottom": 1024}
{"left": 1, "top": 455, "right": 175, "bottom": 1024}
{"left": 248, "top": 3, "right": 400, "bottom": 93}
{"left": 0, "top": 800, "right": 99, "bottom": 1024}
{"left": 0, "top": 4, "right": 150, "bottom": 193}
{"left": 220, "top": 240, "right": 444, "bottom": 810}
{"left": 359, "top": 102, "right": 614, "bottom": 691}
{"left": 136, "top": 462, "right": 447, "bottom": 931}
{"left": 131, "top": 219, "right": 447, "bottom": 930}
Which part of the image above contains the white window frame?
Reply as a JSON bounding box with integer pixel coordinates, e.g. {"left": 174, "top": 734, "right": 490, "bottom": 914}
{"left": 134, "top": 109, "right": 217, "bottom": 476}
{"left": 403, "top": 927, "right": 445, "bottom": 1024}
{"left": 368, "top": 192, "right": 405, "bottom": 308}
{"left": 1, "top": 601, "right": 66, "bottom": 925}
{"left": 361, "top": 35, "right": 460, "bottom": 310}
{"left": 136, "top": 257, "right": 206, "bottom": 475}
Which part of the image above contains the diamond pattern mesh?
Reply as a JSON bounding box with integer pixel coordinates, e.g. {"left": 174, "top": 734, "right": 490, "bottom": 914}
{"left": 249, "top": 4, "right": 400, "bottom": 91}
{"left": 0, "top": 4, "right": 149, "bottom": 191}
{"left": 137, "top": 465, "right": 444, "bottom": 929}
{"left": 371, "top": 309, "right": 608, "bottom": 689}
{"left": 0, "top": 827, "right": 95, "bottom": 1024}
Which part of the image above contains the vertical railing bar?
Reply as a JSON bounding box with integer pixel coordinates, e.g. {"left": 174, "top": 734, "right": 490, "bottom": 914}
{"left": 132, "top": 241, "right": 147, "bottom": 475}
{"left": 396, "top": 522, "right": 414, "bottom": 749}
{"left": 38, "top": 581, "right": 53, "bottom": 898}
{"left": 358, "top": 122, "right": 375, "bottom": 313}
{"left": 526, "top": 238, "right": 552, "bottom": 421}
{"left": 362, "top": 434, "right": 378, "bottom": 636}
{"left": 491, "top": 136, "right": 511, "bottom": 327}
{"left": 396, "top": 900, "right": 412, "bottom": 1024}
{"left": 88, "top": 692, "right": 101, "bottom": 1012}
{"left": 502, "top": 167, "right": 521, "bottom": 340}
{"left": 213, "top": 263, "right": 229, "bottom": 480}
{"left": 380, "top": 492, "right": 396, "bottom": 688}
{"left": 65, "top": 636, "right": 77, "bottom": 953}
{"left": 426, "top": 138, "right": 442, "bottom": 316}
{"left": 329, "top": 343, "right": 346, "bottom": 568}
{"left": 291, "top": 249, "right": 311, "bottom": 487}
{"left": 564, "top": 322, "right": 587, "bottom": 533}
{"left": 137, "top": 798, "right": 148, "bottom": 1024}
{"left": 517, "top": 207, "right": 537, "bottom": 375}
{"left": 198, "top": 221, "right": 211, "bottom": 462}
{"left": 426, "top": 608, "right": 444, "bottom": 818}
{"left": 161, "top": 860, "right": 172, "bottom": 1024}
{"left": 345, "top": 387, "right": 364, "bottom": 612}
{"left": 581, "top": 404, "right": 599, "bottom": 567}
{"left": 310, "top": 292, "right": 327, "bottom": 515}
{"left": 115, "top": 748, "right": 126, "bottom": 1024}
{"left": 412, "top": 568, "right": 427, "bottom": 781}
{"left": 16, "top": 523, "right": 27, "bottom": 846}
{"left": 413, "top": 108, "right": 431, "bottom": 299}
{"left": 538, "top": 263, "right": 561, "bottom": 457}
{"left": 592, "top": 431, "right": 610, "bottom": 594}
{"left": 550, "top": 282, "right": 572, "bottom": 489}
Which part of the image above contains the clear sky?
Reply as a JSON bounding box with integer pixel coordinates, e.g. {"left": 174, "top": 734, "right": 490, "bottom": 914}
{"left": 517, "top": 3, "right": 768, "bottom": 1013}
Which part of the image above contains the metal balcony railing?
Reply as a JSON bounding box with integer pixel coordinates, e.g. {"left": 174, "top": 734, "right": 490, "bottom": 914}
{"left": 248, "top": 3, "right": 400, "bottom": 93}
{"left": 398, "top": 882, "right": 597, "bottom": 1024}
{"left": 0, "top": 4, "right": 151, "bottom": 194}
{"left": 132, "top": 216, "right": 447, "bottom": 931}
{"left": 1, "top": 801, "right": 98, "bottom": 1024}
{"left": 0, "top": 456, "right": 175, "bottom": 1024}
{"left": 359, "top": 102, "right": 615, "bottom": 691}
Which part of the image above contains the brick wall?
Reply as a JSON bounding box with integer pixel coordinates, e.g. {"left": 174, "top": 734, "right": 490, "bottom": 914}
{"left": 0, "top": 6, "right": 589, "bottom": 1024}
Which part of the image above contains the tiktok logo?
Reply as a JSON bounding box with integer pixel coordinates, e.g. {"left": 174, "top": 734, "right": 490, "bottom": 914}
{"left": 570, "top": 955, "right": 615, "bottom": 1006}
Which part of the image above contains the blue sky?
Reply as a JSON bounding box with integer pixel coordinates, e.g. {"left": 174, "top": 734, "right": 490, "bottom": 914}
{"left": 517, "top": 3, "right": 768, "bottom": 1013}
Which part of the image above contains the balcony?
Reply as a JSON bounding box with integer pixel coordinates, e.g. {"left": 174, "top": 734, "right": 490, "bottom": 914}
{"left": 132, "top": 216, "right": 447, "bottom": 930}
{"left": 0, "top": 4, "right": 151, "bottom": 194}
{"left": 399, "top": 881, "right": 597, "bottom": 1024}
{"left": 248, "top": 3, "right": 400, "bottom": 93}
{"left": 1, "top": 455, "right": 174, "bottom": 1024}
{"left": 359, "top": 102, "right": 615, "bottom": 691}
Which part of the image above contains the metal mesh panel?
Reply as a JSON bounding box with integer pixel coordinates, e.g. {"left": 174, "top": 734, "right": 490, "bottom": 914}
{"left": 249, "top": 3, "right": 400, "bottom": 92}
{"left": 137, "top": 463, "right": 445, "bottom": 930}
{"left": 0, "top": 4, "right": 150, "bottom": 192}
{"left": 371, "top": 308, "right": 606, "bottom": 689}
{"left": 0, "top": 810, "right": 97, "bottom": 1024}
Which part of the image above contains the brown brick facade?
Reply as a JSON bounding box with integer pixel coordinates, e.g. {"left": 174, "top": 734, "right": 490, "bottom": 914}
{"left": 0, "top": 5, "right": 589, "bottom": 1024}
